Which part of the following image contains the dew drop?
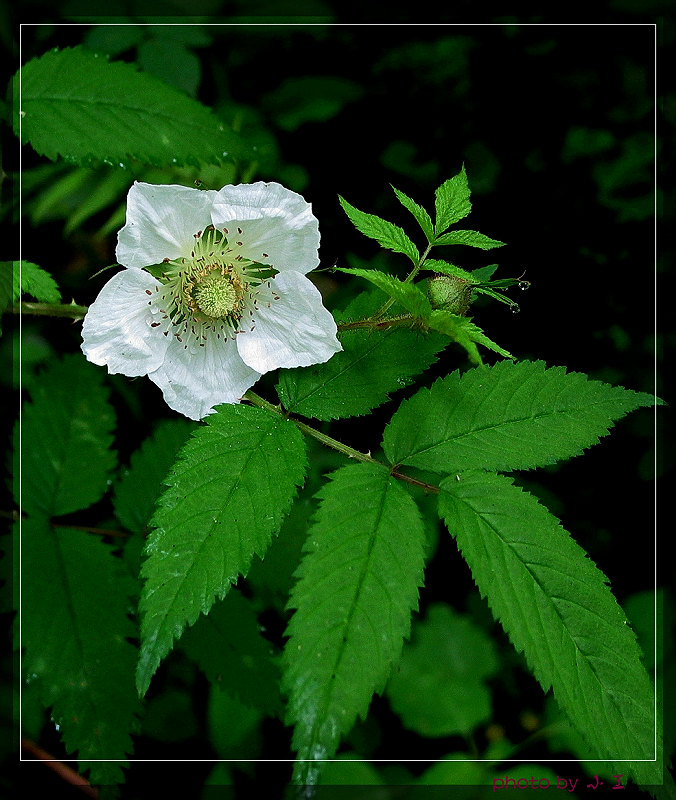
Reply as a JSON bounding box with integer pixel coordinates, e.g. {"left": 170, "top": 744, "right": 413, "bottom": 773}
{"left": 510, "top": 304, "right": 521, "bottom": 314}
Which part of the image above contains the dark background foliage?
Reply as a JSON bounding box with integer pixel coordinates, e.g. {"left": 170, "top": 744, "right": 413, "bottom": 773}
{"left": 4, "top": 2, "right": 673, "bottom": 797}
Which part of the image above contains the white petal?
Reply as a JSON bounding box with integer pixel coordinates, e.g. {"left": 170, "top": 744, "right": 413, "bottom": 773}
{"left": 148, "top": 335, "right": 261, "bottom": 420}
{"left": 211, "top": 182, "right": 320, "bottom": 274}
{"left": 237, "top": 271, "right": 342, "bottom": 374}
{"left": 116, "top": 182, "right": 218, "bottom": 268}
{"left": 81, "top": 269, "right": 170, "bottom": 376}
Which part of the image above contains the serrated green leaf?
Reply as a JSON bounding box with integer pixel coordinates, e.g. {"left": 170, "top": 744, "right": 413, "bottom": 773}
{"left": 12, "top": 260, "right": 61, "bottom": 303}
{"left": 427, "top": 310, "right": 514, "bottom": 362}
{"left": 438, "top": 472, "right": 659, "bottom": 785}
{"left": 434, "top": 230, "right": 505, "bottom": 249}
{"left": 137, "top": 404, "right": 307, "bottom": 697}
{"left": 423, "top": 259, "right": 476, "bottom": 282}
{"left": 386, "top": 604, "right": 498, "bottom": 737}
{"left": 383, "top": 360, "right": 657, "bottom": 475}
{"left": 16, "top": 46, "right": 245, "bottom": 168}
{"left": 338, "top": 196, "right": 419, "bottom": 264}
{"left": 277, "top": 292, "right": 446, "bottom": 420}
{"left": 21, "top": 518, "right": 140, "bottom": 784}
{"left": 283, "top": 462, "right": 426, "bottom": 786}
{"left": 277, "top": 327, "right": 444, "bottom": 420}
{"left": 180, "top": 589, "right": 282, "bottom": 716}
{"left": 15, "top": 354, "right": 116, "bottom": 517}
{"left": 113, "top": 419, "right": 195, "bottom": 534}
{"left": 391, "top": 185, "right": 435, "bottom": 242}
{"left": 434, "top": 166, "right": 472, "bottom": 235}
{"left": 338, "top": 267, "right": 432, "bottom": 319}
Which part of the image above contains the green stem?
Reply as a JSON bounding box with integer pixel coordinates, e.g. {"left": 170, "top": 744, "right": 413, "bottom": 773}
{"left": 337, "top": 314, "right": 416, "bottom": 332}
{"left": 371, "top": 240, "right": 435, "bottom": 320}
{"left": 403, "top": 241, "right": 434, "bottom": 283}
{"left": 243, "top": 391, "right": 376, "bottom": 465}
{"left": 243, "top": 391, "right": 439, "bottom": 493}
{"left": 14, "top": 301, "right": 88, "bottom": 319}
{"left": 291, "top": 418, "right": 377, "bottom": 465}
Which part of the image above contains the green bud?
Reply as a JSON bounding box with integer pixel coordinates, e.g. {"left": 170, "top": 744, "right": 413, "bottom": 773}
{"left": 426, "top": 275, "right": 474, "bottom": 316}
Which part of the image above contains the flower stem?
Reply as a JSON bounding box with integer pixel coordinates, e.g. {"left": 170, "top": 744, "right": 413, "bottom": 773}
{"left": 15, "top": 301, "right": 88, "bottom": 319}
{"left": 371, "top": 240, "right": 435, "bottom": 320}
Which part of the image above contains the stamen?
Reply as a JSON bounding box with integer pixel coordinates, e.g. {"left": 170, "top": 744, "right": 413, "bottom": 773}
{"left": 147, "top": 224, "right": 275, "bottom": 348}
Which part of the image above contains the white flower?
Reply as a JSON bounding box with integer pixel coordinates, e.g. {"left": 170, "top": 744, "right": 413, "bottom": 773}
{"left": 81, "top": 181, "right": 342, "bottom": 420}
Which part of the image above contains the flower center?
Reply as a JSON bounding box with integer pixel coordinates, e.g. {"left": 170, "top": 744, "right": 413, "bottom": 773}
{"left": 192, "top": 269, "right": 242, "bottom": 319}
{"left": 149, "top": 224, "right": 279, "bottom": 349}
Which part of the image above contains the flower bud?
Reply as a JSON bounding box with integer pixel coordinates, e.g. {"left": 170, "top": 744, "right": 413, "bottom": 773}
{"left": 426, "top": 275, "right": 474, "bottom": 316}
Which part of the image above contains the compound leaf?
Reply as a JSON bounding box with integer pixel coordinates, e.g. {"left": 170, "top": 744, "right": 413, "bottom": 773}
{"left": 383, "top": 360, "right": 656, "bottom": 475}
{"left": 438, "top": 472, "right": 659, "bottom": 785}
{"left": 21, "top": 518, "right": 140, "bottom": 784}
{"left": 16, "top": 46, "right": 245, "bottom": 168}
{"left": 16, "top": 354, "right": 116, "bottom": 517}
{"left": 137, "top": 404, "right": 307, "bottom": 697}
{"left": 338, "top": 196, "right": 419, "bottom": 264}
{"left": 284, "top": 462, "right": 426, "bottom": 786}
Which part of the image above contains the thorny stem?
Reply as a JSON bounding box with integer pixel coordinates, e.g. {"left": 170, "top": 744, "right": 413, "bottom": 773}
{"left": 337, "top": 313, "right": 416, "bottom": 332}
{"left": 243, "top": 391, "right": 375, "bottom": 465}
{"left": 243, "top": 391, "right": 439, "bottom": 494}
{"left": 14, "top": 301, "right": 88, "bottom": 319}
{"left": 390, "top": 469, "right": 440, "bottom": 494}
{"left": 350, "top": 239, "right": 435, "bottom": 326}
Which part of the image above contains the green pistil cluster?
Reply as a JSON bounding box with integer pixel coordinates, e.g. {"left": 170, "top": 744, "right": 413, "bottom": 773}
{"left": 161, "top": 225, "right": 251, "bottom": 329}
{"left": 186, "top": 266, "right": 244, "bottom": 322}
{"left": 149, "top": 224, "right": 279, "bottom": 347}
